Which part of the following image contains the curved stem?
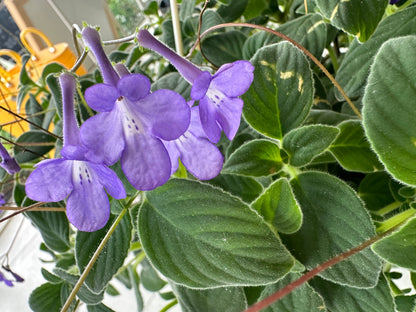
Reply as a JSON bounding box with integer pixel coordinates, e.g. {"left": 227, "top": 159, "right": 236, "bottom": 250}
{"left": 243, "top": 219, "right": 410, "bottom": 312}
{"left": 159, "top": 299, "right": 178, "bottom": 312}
{"left": 189, "top": 23, "right": 361, "bottom": 119}
{"left": 60, "top": 206, "right": 128, "bottom": 312}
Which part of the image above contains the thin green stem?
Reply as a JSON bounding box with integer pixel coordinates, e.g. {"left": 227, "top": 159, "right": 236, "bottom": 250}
{"left": 372, "top": 201, "right": 402, "bottom": 216}
{"left": 169, "top": 0, "right": 183, "bottom": 55}
{"left": 243, "top": 218, "right": 411, "bottom": 312}
{"left": 377, "top": 208, "right": 416, "bottom": 233}
{"left": 103, "top": 34, "right": 136, "bottom": 46}
{"left": 189, "top": 23, "right": 362, "bottom": 119}
{"left": 327, "top": 44, "right": 339, "bottom": 72}
{"left": 70, "top": 50, "right": 88, "bottom": 74}
{"left": 159, "top": 299, "right": 178, "bottom": 312}
{"left": 60, "top": 207, "right": 128, "bottom": 312}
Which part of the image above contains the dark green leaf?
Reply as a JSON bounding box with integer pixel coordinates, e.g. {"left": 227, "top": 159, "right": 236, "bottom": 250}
{"left": 76, "top": 212, "right": 132, "bottom": 293}
{"left": 252, "top": 178, "right": 302, "bottom": 234}
{"left": 223, "top": 139, "right": 282, "bottom": 177}
{"left": 14, "top": 130, "right": 56, "bottom": 163}
{"left": 283, "top": 125, "right": 339, "bottom": 167}
{"left": 316, "top": 0, "right": 387, "bottom": 42}
{"left": 358, "top": 172, "right": 396, "bottom": 211}
{"left": 395, "top": 295, "right": 416, "bottom": 312}
{"left": 362, "top": 35, "right": 416, "bottom": 185}
{"left": 179, "top": 0, "right": 196, "bottom": 21}
{"left": 152, "top": 72, "right": 191, "bottom": 99}
{"left": 285, "top": 171, "right": 382, "bottom": 287}
{"left": 141, "top": 258, "right": 167, "bottom": 291}
{"left": 242, "top": 42, "right": 314, "bottom": 139}
{"left": 217, "top": 0, "right": 248, "bottom": 22}
{"left": 46, "top": 74, "right": 63, "bottom": 120}
{"left": 26, "top": 94, "right": 44, "bottom": 129}
{"left": 87, "top": 303, "right": 116, "bottom": 312}
{"left": 138, "top": 179, "right": 294, "bottom": 288}
{"left": 41, "top": 268, "right": 63, "bottom": 284}
{"left": 29, "top": 282, "right": 64, "bottom": 312}
{"left": 330, "top": 120, "right": 383, "bottom": 172}
{"left": 41, "top": 63, "right": 65, "bottom": 85}
{"left": 260, "top": 273, "right": 326, "bottom": 312}
{"left": 172, "top": 283, "right": 248, "bottom": 312}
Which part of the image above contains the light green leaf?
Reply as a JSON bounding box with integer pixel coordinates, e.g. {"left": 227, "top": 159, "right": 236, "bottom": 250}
{"left": 310, "top": 275, "right": 394, "bottom": 312}
{"left": 201, "top": 31, "right": 247, "bottom": 67}
{"left": 223, "top": 139, "right": 282, "bottom": 177}
{"left": 330, "top": 120, "right": 383, "bottom": 173}
{"left": 335, "top": 7, "right": 416, "bottom": 101}
{"left": 172, "top": 283, "right": 247, "bottom": 312}
{"left": 286, "top": 172, "right": 382, "bottom": 287}
{"left": 283, "top": 125, "right": 339, "bottom": 167}
{"left": 316, "top": 0, "right": 387, "bottom": 42}
{"left": 208, "top": 174, "right": 263, "bottom": 203}
{"left": 260, "top": 273, "right": 326, "bottom": 312}
{"left": 363, "top": 35, "right": 416, "bottom": 186}
{"left": 243, "top": 14, "right": 327, "bottom": 60}
{"left": 75, "top": 212, "right": 132, "bottom": 293}
{"left": 242, "top": 42, "right": 314, "bottom": 140}
{"left": 372, "top": 217, "right": 416, "bottom": 271}
{"left": 252, "top": 178, "right": 302, "bottom": 234}
{"left": 138, "top": 179, "right": 294, "bottom": 288}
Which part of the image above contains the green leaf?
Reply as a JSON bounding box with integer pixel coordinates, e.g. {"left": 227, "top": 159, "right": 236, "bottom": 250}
{"left": 305, "top": 110, "right": 356, "bottom": 126}
{"left": 138, "top": 179, "right": 294, "bottom": 288}
{"left": 363, "top": 35, "right": 416, "bottom": 186}
{"left": 259, "top": 273, "right": 326, "bottom": 312}
{"left": 208, "top": 173, "right": 264, "bottom": 203}
{"left": 285, "top": 171, "right": 382, "bottom": 287}
{"left": 395, "top": 295, "right": 416, "bottom": 312}
{"left": 179, "top": 0, "right": 196, "bottom": 21}
{"left": 172, "top": 283, "right": 248, "bottom": 312}
{"left": 335, "top": 7, "right": 416, "bottom": 101}
{"left": 242, "top": 42, "right": 314, "bottom": 140}
{"left": 310, "top": 275, "right": 394, "bottom": 312}
{"left": 24, "top": 209, "right": 70, "bottom": 253}
{"left": 19, "top": 54, "right": 36, "bottom": 86}
{"left": 41, "top": 268, "right": 63, "bottom": 284}
{"left": 252, "top": 178, "right": 302, "bottom": 234}
{"left": 26, "top": 94, "right": 44, "bottom": 129}
{"left": 282, "top": 125, "right": 339, "bottom": 167}
{"left": 200, "top": 10, "right": 225, "bottom": 34}
{"left": 14, "top": 130, "right": 56, "bottom": 163}
{"left": 152, "top": 72, "right": 191, "bottom": 99}
{"left": 141, "top": 258, "right": 167, "bottom": 291}
{"left": 223, "top": 139, "right": 282, "bottom": 177}
{"left": 41, "top": 63, "right": 65, "bottom": 85}
{"left": 87, "top": 303, "right": 116, "bottom": 312}
{"left": 201, "top": 31, "right": 247, "bottom": 67}
{"left": 372, "top": 217, "right": 416, "bottom": 271}
{"left": 46, "top": 73, "right": 63, "bottom": 119}
{"left": 75, "top": 212, "right": 132, "bottom": 293}
{"left": 316, "top": 0, "right": 387, "bottom": 42}
{"left": 217, "top": 0, "right": 248, "bottom": 22}
{"left": 29, "top": 282, "right": 64, "bottom": 312}
{"left": 243, "top": 14, "right": 327, "bottom": 60}
{"left": 358, "top": 172, "right": 396, "bottom": 211}
{"left": 330, "top": 120, "right": 383, "bottom": 173}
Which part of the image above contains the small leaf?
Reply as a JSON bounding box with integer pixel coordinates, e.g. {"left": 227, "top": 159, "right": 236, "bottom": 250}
{"left": 75, "top": 212, "right": 132, "bottom": 293}
{"left": 172, "top": 283, "right": 248, "bottom": 312}
{"left": 242, "top": 42, "right": 314, "bottom": 140}
{"left": 41, "top": 63, "right": 65, "bottom": 85}
{"left": 316, "top": 0, "right": 387, "bottom": 42}
{"left": 138, "top": 179, "right": 294, "bottom": 288}
{"left": 14, "top": 130, "right": 56, "bottom": 163}
{"left": 310, "top": 274, "right": 394, "bottom": 312}
{"left": 395, "top": 295, "right": 416, "bottom": 312}
{"left": 252, "top": 178, "right": 302, "bottom": 234}
{"left": 46, "top": 73, "right": 63, "bottom": 120}
{"left": 285, "top": 171, "right": 382, "bottom": 287}
{"left": 29, "top": 282, "right": 64, "bottom": 312}
{"left": 330, "top": 120, "right": 383, "bottom": 173}
{"left": 223, "top": 139, "right": 282, "bottom": 177}
{"left": 358, "top": 172, "right": 397, "bottom": 211}
{"left": 259, "top": 273, "right": 326, "bottom": 312}
{"left": 372, "top": 217, "right": 416, "bottom": 271}
{"left": 141, "top": 258, "right": 167, "bottom": 291}
{"left": 282, "top": 125, "right": 339, "bottom": 167}
{"left": 363, "top": 35, "right": 416, "bottom": 186}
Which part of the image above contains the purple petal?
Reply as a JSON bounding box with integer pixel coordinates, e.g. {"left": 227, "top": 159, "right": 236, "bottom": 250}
{"left": 211, "top": 61, "right": 254, "bottom": 97}
{"left": 163, "top": 140, "right": 180, "bottom": 175}
{"left": 188, "top": 106, "right": 206, "bottom": 138}
{"left": 89, "top": 163, "right": 126, "bottom": 199}
{"left": 85, "top": 84, "right": 119, "bottom": 112}
{"left": 25, "top": 159, "right": 73, "bottom": 202}
{"left": 178, "top": 134, "right": 223, "bottom": 180}
{"left": 60, "top": 73, "right": 81, "bottom": 146}
{"left": 66, "top": 162, "right": 110, "bottom": 232}
{"left": 0, "top": 143, "right": 20, "bottom": 174}
{"left": 80, "top": 111, "right": 125, "bottom": 165}
{"left": 191, "top": 71, "right": 211, "bottom": 100}
{"left": 199, "top": 97, "right": 221, "bottom": 143}
{"left": 121, "top": 133, "right": 171, "bottom": 190}
{"left": 0, "top": 272, "right": 13, "bottom": 287}
{"left": 136, "top": 90, "right": 190, "bottom": 141}
{"left": 216, "top": 97, "right": 243, "bottom": 140}
{"left": 114, "top": 63, "right": 131, "bottom": 77}
{"left": 118, "top": 74, "right": 151, "bottom": 101}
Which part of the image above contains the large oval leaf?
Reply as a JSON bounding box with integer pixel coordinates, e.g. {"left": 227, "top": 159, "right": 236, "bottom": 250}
{"left": 242, "top": 42, "right": 314, "bottom": 140}
{"left": 316, "top": 0, "right": 387, "bottom": 42}
{"left": 138, "top": 179, "right": 294, "bottom": 288}
{"left": 362, "top": 36, "right": 416, "bottom": 186}
{"left": 285, "top": 172, "right": 382, "bottom": 288}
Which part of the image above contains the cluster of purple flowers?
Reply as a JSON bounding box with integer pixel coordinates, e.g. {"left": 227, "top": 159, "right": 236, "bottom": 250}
{"left": 24, "top": 27, "right": 254, "bottom": 232}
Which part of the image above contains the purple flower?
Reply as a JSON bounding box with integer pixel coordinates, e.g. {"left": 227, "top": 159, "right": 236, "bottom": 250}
{"left": 25, "top": 73, "right": 126, "bottom": 232}
{"left": 0, "top": 193, "right": 5, "bottom": 206}
{"left": 80, "top": 27, "right": 190, "bottom": 190}
{"left": 163, "top": 104, "right": 223, "bottom": 180}
{"left": 0, "top": 142, "right": 20, "bottom": 175}
{"left": 0, "top": 271, "right": 14, "bottom": 287}
{"left": 137, "top": 29, "right": 254, "bottom": 143}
